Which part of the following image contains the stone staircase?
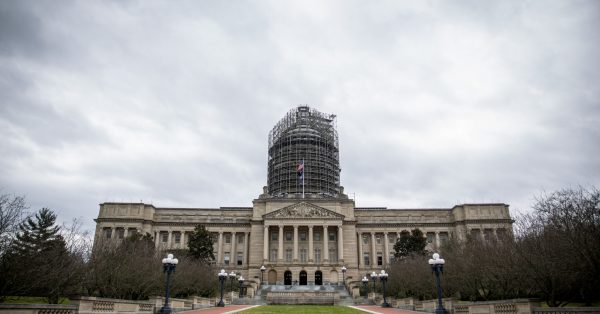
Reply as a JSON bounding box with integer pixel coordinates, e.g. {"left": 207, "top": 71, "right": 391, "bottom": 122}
{"left": 251, "top": 284, "right": 355, "bottom": 305}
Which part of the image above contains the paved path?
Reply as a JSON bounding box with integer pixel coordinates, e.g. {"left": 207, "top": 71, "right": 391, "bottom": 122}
{"left": 182, "top": 305, "right": 260, "bottom": 314}
{"left": 350, "top": 305, "right": 423, "bottom": 314}
{"left": 182, "top": 305, "right": 421, "bottom": 314}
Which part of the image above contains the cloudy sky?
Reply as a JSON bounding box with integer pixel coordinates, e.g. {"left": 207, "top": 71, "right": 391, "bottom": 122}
{"left": 1, "top": 0, "right": 599, "bottom": 232}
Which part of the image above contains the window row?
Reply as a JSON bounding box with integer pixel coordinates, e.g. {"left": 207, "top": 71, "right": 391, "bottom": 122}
{"left": 271, "top": 231, "right": 337, "bottom": 241}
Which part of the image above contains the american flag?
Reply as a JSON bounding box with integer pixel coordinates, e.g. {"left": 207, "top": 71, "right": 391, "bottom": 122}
{"left": 297, "top": 161, "right": 304, "bottom": 178}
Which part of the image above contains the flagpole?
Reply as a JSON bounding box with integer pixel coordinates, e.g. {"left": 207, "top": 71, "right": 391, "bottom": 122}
{"left": 302, "top": 159, "right": 305, "bottom": 199}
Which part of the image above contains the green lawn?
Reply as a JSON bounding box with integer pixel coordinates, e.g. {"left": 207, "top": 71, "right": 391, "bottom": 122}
{"left": 239, "top": 305, "right": 366, "bottom": 314}
{"left": 1, "top": 296, "right": 70, "bottom": 304}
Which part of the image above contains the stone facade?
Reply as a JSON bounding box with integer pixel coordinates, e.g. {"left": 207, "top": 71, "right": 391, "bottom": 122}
{"left": 94, "top": 197, "right": 512, "bottom": 288}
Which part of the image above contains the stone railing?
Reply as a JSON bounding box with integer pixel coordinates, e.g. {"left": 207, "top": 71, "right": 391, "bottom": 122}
{"left": 533, "top": 308, "right": 600, "bottom": 314}
{"left": 266, "top": 291, "right": 339, "bottom": 305}
{"left": 0, "top": 303, "right": 77, "bottom": 314}
{"left": 72, "top": 296, "right": 154, "bottom": 314}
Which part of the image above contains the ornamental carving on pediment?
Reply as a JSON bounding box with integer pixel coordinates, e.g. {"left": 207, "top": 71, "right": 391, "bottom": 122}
{"left": 265, "top": 203, "right": 344, "bottom": 219}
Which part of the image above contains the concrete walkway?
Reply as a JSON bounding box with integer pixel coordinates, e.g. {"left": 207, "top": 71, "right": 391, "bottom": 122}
{"left": 350, "top": 305, "right": 423, "bottom": 314}
{"left": 182, "top": 304, "right": 421, "bottom": 314}
{"left": 182, "top": 305, "right": 260, "bottom": 314}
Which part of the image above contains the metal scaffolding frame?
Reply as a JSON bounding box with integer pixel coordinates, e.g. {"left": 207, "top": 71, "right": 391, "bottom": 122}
{"left": 267, "top": 105, "right": 341, "bottom": 198}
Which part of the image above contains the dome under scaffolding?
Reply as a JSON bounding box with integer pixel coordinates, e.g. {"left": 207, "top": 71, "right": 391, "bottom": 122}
{"left": 267, "top": 105, "right": 342, "bottom": 198}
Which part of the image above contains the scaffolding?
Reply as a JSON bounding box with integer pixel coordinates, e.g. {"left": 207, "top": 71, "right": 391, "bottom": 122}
{"left": 267, "top": 105, "right": 341, "bottom": 198}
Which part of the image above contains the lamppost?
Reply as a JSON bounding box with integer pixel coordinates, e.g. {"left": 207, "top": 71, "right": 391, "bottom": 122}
{"left": 429, "top": 253, "right": 447, "bottom": 314}
{"left": 361, "top": 276, "right": 369, "bottom": 298}
{"left": 229, "top": 271, "right": 237, "bottom": 292}
{"left": 238, "top": 276, "right": 245, "bottom": 298}
{"left": 160, "top": 254, "right": 178, "bottom": 314}
{"left": 217, "top": 269, "right": 227, "bottom": 307}
{"left": 341, "top": 266, "right": 347, "bottom": 286}
{"left": 260, "top": 265, "right": 266, "bottom": 285}
{"left": 370, "top": 271, "right": 377, "bottom": 295}
{"left": 379, "top": 270, "right": 390, "bottom": 307}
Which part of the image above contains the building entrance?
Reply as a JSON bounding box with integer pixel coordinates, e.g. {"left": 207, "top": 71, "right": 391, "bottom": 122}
{"left": 284, "top": 271, "right": 292, "bottom": 285}
{"left": 299, "top": 271, "right": 307, "bottom": 285}
{"left": 315, "top": 270, "right": 322, "bottom": 285}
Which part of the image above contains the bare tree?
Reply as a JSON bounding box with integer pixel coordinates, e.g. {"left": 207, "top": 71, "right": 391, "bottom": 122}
{"left": 0, "top": 193, "right": 28, "bottom": 254}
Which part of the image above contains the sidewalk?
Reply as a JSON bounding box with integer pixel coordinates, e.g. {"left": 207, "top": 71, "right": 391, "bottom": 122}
{"left": 350, "top": 305, "right": 423, "bottom": 314}
{"left": 182, "top": 305, "right": 260, "bottom": 314}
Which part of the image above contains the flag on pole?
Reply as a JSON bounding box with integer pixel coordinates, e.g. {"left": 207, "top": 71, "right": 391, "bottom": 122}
{"left": 297, "top": 161, "right": 304, "bottom": 179}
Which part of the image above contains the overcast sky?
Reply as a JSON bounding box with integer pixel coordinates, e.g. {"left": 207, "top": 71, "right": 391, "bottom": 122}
{"left": 1, "top": 0, "right": 599, "bottom": 232}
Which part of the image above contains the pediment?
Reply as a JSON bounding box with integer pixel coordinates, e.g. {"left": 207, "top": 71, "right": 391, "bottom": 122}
{"left": 263, "top": 202, "right": 344, "bottom": 220}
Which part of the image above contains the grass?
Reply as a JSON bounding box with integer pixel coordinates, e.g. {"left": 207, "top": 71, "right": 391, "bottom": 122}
{"left": 1, "top": 296, "right": 70, "bottom": 304}
{"left": 239, "top": 305, "right": 366, "bottom": 314}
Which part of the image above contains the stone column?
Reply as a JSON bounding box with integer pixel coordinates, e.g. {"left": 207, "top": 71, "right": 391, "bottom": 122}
{"left": 357, "top": 232, "right": 363, "bottom": 268}
{"left": 154, "top": 231, "right": 159, "bottom": 247}
{"left": 293, "top": 225, "right": 299, "bottom": 262}
{"left": 278, "top": 225, "right": 284, "bottom": 262}
{"left": 308, "top": 225, "right": 314, "bottom": 262}
{"left": 371, "top": 232, "right": 376, "bottom": 266}
{"left": 124, "top": 228, "right": 128, "bottom": 238}
{"left": 338, "top": 225, "right": 344, "bottom": 262}
{"left": 384, "top": 232, "right": 389, "bottom": 266}
{"left": 435, "top": 232, "right": 440, "bottom": 250}
{"left": 243, "top": 232, "right": 249, "bottom": 265}
{"left": 111, "top": 227, "right": 115, "bottom": 239}
{"left": 323, "top": 225, "right": 329, "bottom": 263}
{"left": 263, "top": 226, "right": 269, "bottom": 261}
{"left": 218, "top": 232, "right": 224, "bottom": 265}
{"left": 231, "top": 231, "right": 237, "bottom": 265}
{"left": 168, "top": 231, "right": 173, "bottom": 249}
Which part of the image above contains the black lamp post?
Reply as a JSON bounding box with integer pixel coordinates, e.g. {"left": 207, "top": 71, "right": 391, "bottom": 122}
{"left": 378, "top": 270, "right": 390, "bottom": 307}
{"left": 370, "top": 271, "right": 377, "bottom": 295}
{"left": 229, "top": 271, "right": 237, "bottom": 292}
{"left": 341, "top": 266, "right": 347, "bottom": 286}
{"left": 260, "top": 265, "right": 266, "bottom": 285}
{"left": 361, "top": 276, "right": 369, "bottom": 298}
{"left": 238, "top": 276, "right": 245, "bottom": 298}
{"left": 429, "top": 253, "right": 448, "bottom": 314}
{"left": 160, "top": 254, "right": 179, "bottom": 314}
{"left": 217, "top": 269, "right": 227, "bottom": 307}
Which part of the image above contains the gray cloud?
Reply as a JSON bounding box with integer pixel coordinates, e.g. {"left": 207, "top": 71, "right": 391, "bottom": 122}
{"left": 0, "top": 0, "right": 599, "bottom": 231}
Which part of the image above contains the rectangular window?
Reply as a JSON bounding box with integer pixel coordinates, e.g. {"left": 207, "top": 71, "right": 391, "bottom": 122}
{"left": 271, "top": 232, "right": 278, "bottom": 241}
{"left": 116, "top": 228, "right": 125, "bottom": 239}
{"left": 377, "top": 252, "right": 383, "bottom": 266}
{"left": 237, "top": 252, "right": 243, "bottom": 265}
{"left": 238, "top": 234, "right": 244, "bottom": 244}
{"left": 470, "top": 229, "right": 481, "bottom": 239}
{"left": 439, "top": 232, "right": 449, "bottom": 244}
{"left": 484, "top": 229, "right": 494, "bottom": 241}
{"left": 174, "top": 232, "right": 181, "bottom": 243}
{"left": 286, "top": 248, "right": 292, "bottom": 262}
{"left": 103, "top": 228, "right": 112, "bottom": 239}
{"left": 225, "top": 234, "right": 231, "bottom": 244}
{"left": 389, "top": 235, "right": 395, "bottom": 243}
{"left": 224, "top": 252, "right": 230, "bottom": 265}
{"left": 128, "top": 228, "right": 138, "bottom": 237}
{"left": 362, "top": 235, "right": 368, "bottom": 245}
{"left": 161, "top": 232, "right": 168, "bottom": 243}
{"left": 285, "top": 232, "right": 292, "bottom": 241}
{"left": 329, "top": 232, "right": 335, "bottom": 241}
{"left": 376, "top": 235, "right": 381, "bottom": 244}
{"left": 427, "top": 232, "right": 435, "bottom": 243}
{"left": 270, "top": 249, "right": 277, "bottom": 262}
{"left": 496, "top": 229, "right": 507, "bottom": 239}
{"left": 315, "top": 232, "right": 321, "bottom": 241}
{"left": 300, "top": 232, "right": 307, "bottom": 241}
{"left": 329, "top": 248, "right": 337, "bottom": 262}
{"left": 363, "top": 253, "right": 370, "bottom": 266}
{"left": 300, "top": 249, "right": 307, "bottom": 262}
{"left": 315, "top": 249, "right": 321, "bottom": 263}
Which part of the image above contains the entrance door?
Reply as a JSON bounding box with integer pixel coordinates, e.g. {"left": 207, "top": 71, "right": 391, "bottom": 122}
{"left": 284, "top": 271, "right": 292, "bottom": 285}
{"left": 299, "top": 271, "right": 307, "bottom": 285}
{"left": 315, "top": 270, "right": 323, "bottom": 285}
{"left": 268, "top": 270, "right": 277, "bottom": 285}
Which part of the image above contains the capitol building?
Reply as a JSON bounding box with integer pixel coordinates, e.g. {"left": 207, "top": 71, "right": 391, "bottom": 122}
{"left": 94, "top": 106, "right": 513, "bottom": 294}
